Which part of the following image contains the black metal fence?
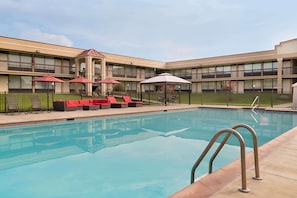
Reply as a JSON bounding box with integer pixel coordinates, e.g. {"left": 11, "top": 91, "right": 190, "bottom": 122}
{"left": 0, "top": 92, "right": 83, "bottom": 113}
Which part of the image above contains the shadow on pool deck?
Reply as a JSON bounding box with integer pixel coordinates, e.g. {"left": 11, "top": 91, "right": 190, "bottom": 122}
{"left": 0, "top": 103, "right": 297, "bottom": 197}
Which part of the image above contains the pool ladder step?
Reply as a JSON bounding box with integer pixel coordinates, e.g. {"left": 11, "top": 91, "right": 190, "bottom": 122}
{"left": 190, "top": 123, "right": 262, "bottom": 193}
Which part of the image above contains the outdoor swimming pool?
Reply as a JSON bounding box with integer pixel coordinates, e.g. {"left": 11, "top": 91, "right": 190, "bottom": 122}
{"left": 0, "top": 108, "right": 296, "bottom": 197}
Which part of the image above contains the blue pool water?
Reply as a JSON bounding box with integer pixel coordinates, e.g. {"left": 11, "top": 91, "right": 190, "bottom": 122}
{"left": 0, "top": 108, "right": 296, "bottom": 197}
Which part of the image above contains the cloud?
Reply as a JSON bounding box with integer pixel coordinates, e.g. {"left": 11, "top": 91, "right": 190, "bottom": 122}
{"left": 1, "top": 0, "right": 297, "bottom": 61}
{"left": 20, "top": 28, "right": 73, "bottom": 47}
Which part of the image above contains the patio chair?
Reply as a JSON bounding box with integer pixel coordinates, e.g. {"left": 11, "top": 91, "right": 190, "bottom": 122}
{"left": 6, "top": 96, "right": 19, "bottom": 112}
{"left": 106, "top": 96, "right": 128, "bottom": 108}
{"left": 122, "top": 95, "right": 143, "bottom": 107}
{"left": 30, "top": 95, "right": 42, "bottom": 111}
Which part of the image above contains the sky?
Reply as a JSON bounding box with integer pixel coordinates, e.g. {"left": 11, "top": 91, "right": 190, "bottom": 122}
{"left": 1, "top": 0, "right": 297, "bottom": 61}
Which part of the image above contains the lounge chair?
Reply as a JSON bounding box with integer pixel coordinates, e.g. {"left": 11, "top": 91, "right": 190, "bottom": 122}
{"left": 106, "top": 96, "right": 128, "bottom": 108}
{"left": 122, "top": 96, "right": 143, "bottom": 107}
{"left": 30, "top": 95, "right": 42, "bottom": 111}
{"left": 6, "top": 96, "right": 19, "bottom": 112}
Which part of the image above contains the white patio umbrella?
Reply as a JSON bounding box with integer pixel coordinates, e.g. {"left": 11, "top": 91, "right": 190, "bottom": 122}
{"left": 140, "top": 73, "right": 192, "bottom": 106}
{"left": 140, "top": 73, "right": 191, "bottom": 84}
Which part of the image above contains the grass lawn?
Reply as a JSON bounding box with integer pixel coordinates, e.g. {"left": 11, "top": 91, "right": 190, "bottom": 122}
{"left": 139, "top": 92, "right": 292, "bottom": 107}
{"left": 0, "top": 92, "right": 292, "bottom": 112}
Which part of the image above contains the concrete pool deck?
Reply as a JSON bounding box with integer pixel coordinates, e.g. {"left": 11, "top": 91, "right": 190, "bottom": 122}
{"left": 0, "top": 104, "right": 296, "bottom": 197}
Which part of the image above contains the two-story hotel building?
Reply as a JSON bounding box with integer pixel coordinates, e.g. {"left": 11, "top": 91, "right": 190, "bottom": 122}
{"left": 0, "top": 36, "right": 296, "bottom": 96}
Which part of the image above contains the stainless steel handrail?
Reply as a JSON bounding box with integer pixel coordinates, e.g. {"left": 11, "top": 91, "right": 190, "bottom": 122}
{"left": 251, "top": 95, "right": 259, "bottom": 110}
{"left": 190, "top": 128, "right": 250, "bottom": 193}
{"left": 233, "top": 124, "right": 262, "bottom": 180}
{"left": 209, "top": 124, "right": 262, "bottom": 180}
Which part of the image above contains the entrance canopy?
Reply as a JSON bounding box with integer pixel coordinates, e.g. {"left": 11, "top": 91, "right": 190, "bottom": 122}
{"left": 140, "top": 73, "right": 192, "bottom": 106}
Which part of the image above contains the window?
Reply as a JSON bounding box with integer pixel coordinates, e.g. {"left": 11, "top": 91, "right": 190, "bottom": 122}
{"left": 172, "top": 70, "right": 180, "bottom": 77}
{"left": 126, "top": 66, "right": 137, "bottom": 78}
{"left": 180, "top": 69, "right": 192, "bottom": 79}
{"left": 94, "top": 62, "right": 101, "bottom": 75}
{"left": 21, "top": 76, "right": 32, "bottom": 88}
{"left": 201, "top": 82, "right": 215, "bottom": 91}
{"left": 45, "top": 57, "right": 55, "bottom": 72}
{"left": 34, "top": 56, "right": 55, "bottom": 73}
{"left": 145, "top": 68, "right": 155, "bottom": 79}
{"left": 70, "top": 60, "right": 76, "bottom": 74}
{"left": 60, "top": 59, "right": 70, "bottom": 74}
{"left": 282, "top": 61, "right": 291, "bottom": 75}
{"left": 8, "top": 75, "right": 20, "bottom": 89}
{"left": 202, "top": 67, "right": 215, "bottom": 78}
{"left": 8, "top": 75, "right": 32, "bottom": 89}
{"left": 263, "top": 62, "right": 277, "bottom": 75}
{"left": 20, "top": 55, "right": 31, "bottom": 70}
{"left": 244, "top": 80, "right": 261, "bottom": 91}
{"left": 263, "top": 79, "right": 277, "bottom": 90}
{"left": 216, "top": 66, "right": 231, "bottom": 78}
{"left": 112, "top": 65, "right": 125, "bottom": 77}
{"left": 244, "top": 63, "right": 261, "bottom": 76}
{"left": 216, "top": 81, "right": 222, "bottom": 91}
{"left": 8, "top": 53, "right": 33, "bottom": 71}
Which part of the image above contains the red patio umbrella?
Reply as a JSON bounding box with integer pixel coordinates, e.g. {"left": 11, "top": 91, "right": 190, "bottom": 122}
{"left": 68, "top": 77, "right": 93, "bottom": 83}
{"left": 95, "top": 77, "right": 121, "bottom": 95}
{"left": 33, "top": 75, "right": 64, "bottom": 83}
{"left": 68, "top": 77, "right": 93, "bottom": 98}
{"left": 33, "top": 75, "right": 64, "bottom": 110}
{"left": 96, "top": 77, "right": 120, "bottom": 84}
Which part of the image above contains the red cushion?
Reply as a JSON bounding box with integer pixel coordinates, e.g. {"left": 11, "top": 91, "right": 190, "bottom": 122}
{"left": 92, "top": 99, "right": 109, "bottom": 104}
{"left": 66, "top": 100, "right": 80, "bottom": 107}
{"left": 79, "top": 100, "right": 91, "bottom": 106}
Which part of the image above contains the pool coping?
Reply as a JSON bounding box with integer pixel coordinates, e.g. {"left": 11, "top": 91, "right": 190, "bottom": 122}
{"left": 0, "top": 104, "right": 295, "bottom": 127}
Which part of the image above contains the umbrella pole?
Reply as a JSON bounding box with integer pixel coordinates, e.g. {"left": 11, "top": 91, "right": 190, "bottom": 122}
{"left": 188, "top": 84, "right": 191, "bottom": 105}
{"left": 140, "top": 84, "right": 142, "bottom": 101}
{"left": 47, "top": 83, "right": 49, "bottom": 111}
{"left": 164, "top": 82, "right": 167, "bottom": 106}
{"left": 52, "top": 82, "right": 54, "bottom": 105}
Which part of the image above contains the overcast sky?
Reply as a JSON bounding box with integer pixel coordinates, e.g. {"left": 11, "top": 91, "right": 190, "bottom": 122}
{"left": 1, "top": 0, "right": 297, "bottom": 61}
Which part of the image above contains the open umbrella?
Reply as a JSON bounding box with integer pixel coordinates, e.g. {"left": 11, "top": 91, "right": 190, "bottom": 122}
{"left": 33, "top": 75, "right": 64, "bottom": 110}
{"left": 96, "top": 77, "right": 120, "bottom": 84}
{"left": 68, "top": 77, "right": 93, "bottom": 83}
{"left": 95, "top": 77, "right": 121, "bottom": 95}
{"left": 140, "top": 73, "right": 192, "bottom": 106}
{"left": 33, "top": 75, "right": 64, "bottom": 83}
{"left": 69, "top": 77, "right": 93, "bottom": 98}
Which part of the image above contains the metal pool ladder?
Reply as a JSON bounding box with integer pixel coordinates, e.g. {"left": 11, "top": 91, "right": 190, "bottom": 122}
{"left": 190, "top": 123, "right": 262, "bottom": 193}
{"left": 251, "top": 95, "right": 259, "bottom": 111}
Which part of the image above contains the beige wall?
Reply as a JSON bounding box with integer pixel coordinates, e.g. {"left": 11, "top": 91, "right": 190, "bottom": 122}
{"left": 283, "top": 79, "right": 292, "bottom": 94}
{"left": 0, "top": 53, "right": 8, "bottom": 70}
{"left": 237, "top": 81, "right": 244, "bottom": 94}
{"left": 0, "top": 36, "right": 83, "bottom": 58}
{"left": 276, "top": 39, "right": 297, "bottom": 56}
{"left": 0, "top": 75, "right": 8, "bottom": 92}
{"left": 103, "top": 52, "right": 165, "bottom": 69}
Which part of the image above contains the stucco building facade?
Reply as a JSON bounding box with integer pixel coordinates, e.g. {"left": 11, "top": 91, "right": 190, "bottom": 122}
{"left": 0, "top": 36, "right": 296, "bottom": 95}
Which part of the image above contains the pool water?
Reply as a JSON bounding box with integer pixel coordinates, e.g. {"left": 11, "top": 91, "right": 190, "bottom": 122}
{"left": 0, "top": 108, "right": 296, "bottom": 197}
